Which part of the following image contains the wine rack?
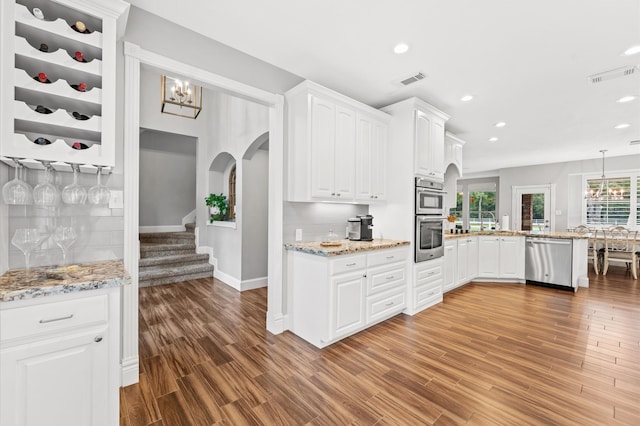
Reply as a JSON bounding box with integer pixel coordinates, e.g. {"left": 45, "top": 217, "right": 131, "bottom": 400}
{"left": 0, "top": 0, "right": 129, "bottom": 173}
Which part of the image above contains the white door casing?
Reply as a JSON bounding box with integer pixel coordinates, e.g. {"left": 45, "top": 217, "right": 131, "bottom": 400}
{"left": 511, "top": 184, "right": 556, "bottom": 233}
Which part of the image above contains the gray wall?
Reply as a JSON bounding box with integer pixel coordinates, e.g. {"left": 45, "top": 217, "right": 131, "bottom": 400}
{"left": 139, "top": 129, "right": 197, "bottom": 227}
{"left": 241, "top": 149, "right": 269, "bottom": 280}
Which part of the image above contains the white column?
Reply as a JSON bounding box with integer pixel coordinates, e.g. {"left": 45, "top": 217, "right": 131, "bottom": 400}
{"left": 121, "top": 44, "right": 140, "bottom": 386}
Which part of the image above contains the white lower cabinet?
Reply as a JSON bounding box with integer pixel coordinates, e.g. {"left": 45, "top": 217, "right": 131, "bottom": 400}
{"left": 444, "top": 236, "right": 479, "bottom": 292}
{"left": 0, "top": 288, "right": 121, "bottom": 426}
{"left": 407, "top": 258, "right": 443, "bottom": 315}
{"left": 443, "top": 240, "right": 458, "bottom": 292}
{"left": 289, "top": 247, "right": 408, "bottom": 348}
{"left": 478, "top": 236, "right": 525, "bottom": 280}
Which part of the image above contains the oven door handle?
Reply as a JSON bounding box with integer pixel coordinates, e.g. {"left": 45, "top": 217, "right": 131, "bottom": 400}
{"left": 417, "top": 188, "right": 447, "bottom": 195}
{"left": 418, "top": 216, "right": 447, "bottom": 221}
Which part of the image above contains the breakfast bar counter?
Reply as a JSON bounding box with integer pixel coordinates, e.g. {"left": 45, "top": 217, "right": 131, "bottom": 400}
{"left": 284, "top": 239, "right": 410, "bottom": 257}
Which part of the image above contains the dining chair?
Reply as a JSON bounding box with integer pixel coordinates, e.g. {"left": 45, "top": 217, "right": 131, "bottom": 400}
{"left": 573, "top": 225, "right": 602, "bottom": 274}
{"left": 602, "top": 228, "right": 638, "bottom": 279}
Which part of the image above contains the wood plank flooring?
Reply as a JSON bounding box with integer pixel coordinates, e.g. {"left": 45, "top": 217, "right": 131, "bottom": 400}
{"left": 121, "top": 266, "right": 640, "bottom": 425}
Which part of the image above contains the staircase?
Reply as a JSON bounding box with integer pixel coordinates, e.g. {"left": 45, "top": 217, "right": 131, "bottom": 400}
{"left": 139, "top": 223, "right": 214, "bottom": 287}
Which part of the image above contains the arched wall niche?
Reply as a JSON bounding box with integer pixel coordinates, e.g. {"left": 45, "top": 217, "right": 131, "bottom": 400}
{"left": 243, "top": 131, "right": 269, "bottom": 160}
{"left": 209, "top": 151, "right": 236, "bottom": 196}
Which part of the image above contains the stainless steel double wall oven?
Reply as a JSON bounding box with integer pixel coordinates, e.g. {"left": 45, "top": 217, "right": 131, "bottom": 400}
{"left": 415, "top": 177, "right": 446, "bottom": 262}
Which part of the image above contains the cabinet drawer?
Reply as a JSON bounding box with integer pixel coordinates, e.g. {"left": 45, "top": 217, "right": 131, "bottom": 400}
{"left": 367, "top": 248, "right": 408, "bottom": 268}
{"left": 366, "top": 289, "right": 406, "bottom": 324}
{"left": 414, "top": 282, "right": 442, "bottom": 309}
{"left": 415, "top": 261, "right": 443, "bottom": 285}
{"left": 1, "top": 294, "right": 109, "bottom": 342}
{"left": 330, "top": 254, "right": 366, "bottom": 275}
{"left": 367, "top": 265, "right": 406, "bottom": 296}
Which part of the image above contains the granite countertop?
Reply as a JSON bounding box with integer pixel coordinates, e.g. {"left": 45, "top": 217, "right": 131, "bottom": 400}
{"left": 0, "top": 260, "right": 131, "bottom": 302}
{"left": 444, "top": 231, "right": 587, "bottom": 240}
{"left": 285, "top": 239, "right": 410, "bottom": 257}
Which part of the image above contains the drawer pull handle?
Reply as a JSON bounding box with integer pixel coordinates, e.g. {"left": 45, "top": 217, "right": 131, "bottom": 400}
{"left": 385, "top": 302, "right": 394, "bottom": 307}
{"left": 346, "top": 263, "right": 356, "bottom": 267}
{"left": 386, "top": 256, "right": 394, "bottom": 259}
{"left": 428, "top": 291, "right": 435, "bottom": 296}
{"left": 427, "top": 271, "right": 436, "bottom": 276}
{"left": 385, "top": 276, "right": 395, "bottom": 280}
{"left": 39, "top": 314, "right": 74, "bottom": 324}
{"left": 94, "top": 336, "right": 103, "bottom": 343}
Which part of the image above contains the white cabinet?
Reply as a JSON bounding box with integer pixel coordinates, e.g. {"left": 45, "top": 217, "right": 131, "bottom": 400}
{"left": 408, "top": 258, "right": 443, "bottom": 314}
{"left": 0, "top": 288, "right": 121, "bottom": 426}
{"left": 445, "top": 131, "right": 465, "bottom": 176}
{"left": 456, "top": 236, "right": 478, "bottom": 286}
{"left": 355, "top": 113, "right": 387, "bottom": 201}
{"left": 287, "top": 80, "right": 390, "bottom": 203}
{"left": 289, "top": 246, "right": 408, "bottom": 348}
{"left": 0, "top": 0, "right": 128, "bottom": 170}
{"left": 478, "top": 236, "right": 525, "bottom": 280}
{"left": 443, "top": 239, "right": 457, "bottom": 292}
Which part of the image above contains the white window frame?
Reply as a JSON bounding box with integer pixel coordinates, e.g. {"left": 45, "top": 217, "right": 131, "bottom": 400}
{"left": 581, "top": 170, "right": 638, "bottom": 230}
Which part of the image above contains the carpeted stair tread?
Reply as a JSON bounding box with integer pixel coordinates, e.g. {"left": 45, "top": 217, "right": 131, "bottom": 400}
{"left": 139, "top": 253, "right": 210, "bottom": 268}
{"left": 139, "top": 271, "right": 213, "bottom": 287}
{"left": 139, "top": 263, "right": 214, "bottom": 281}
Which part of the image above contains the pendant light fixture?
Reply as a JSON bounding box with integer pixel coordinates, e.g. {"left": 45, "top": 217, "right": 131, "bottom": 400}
{"left": 585, "top": 149, "right": 623, "bottom": 201}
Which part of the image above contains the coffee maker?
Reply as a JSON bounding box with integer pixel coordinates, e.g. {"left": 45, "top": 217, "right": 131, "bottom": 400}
{"left": 348, "top": 215, "right": 374, "bottom": 241}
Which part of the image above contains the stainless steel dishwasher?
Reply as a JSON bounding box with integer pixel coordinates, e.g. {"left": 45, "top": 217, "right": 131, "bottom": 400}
{"left": 525, "top": 237, "right": 574, "bottom": 291}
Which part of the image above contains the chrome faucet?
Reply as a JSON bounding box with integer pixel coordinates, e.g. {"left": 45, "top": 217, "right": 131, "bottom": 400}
{"left": 480, "top": 211, "right": 496, "bottom": 231}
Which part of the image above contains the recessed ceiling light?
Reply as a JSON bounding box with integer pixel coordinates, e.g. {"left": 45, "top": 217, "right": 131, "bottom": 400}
{"left": 393, "top": 43, "right": 409, "bottom": 54}
{"left": 489, "top": 137, "right": 498, "bottom": 142}
{"left": 617, "top": 95, "right": 637, "bottom": 103}
{"left": 495, "top": 122, "right": 506, "bottom": 128}
{"left": 623, "top": 45, "right": 640, "bottom": 56}
{"left": 460, "top": 95, "right": 473, "bottom": 102}
{"left": 615, "top": 123, "right": 630, "bottom": 129}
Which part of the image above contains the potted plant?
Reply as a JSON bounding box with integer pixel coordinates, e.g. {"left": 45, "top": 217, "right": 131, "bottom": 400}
{"left": 205, "top": 193, "right": 229, "bottom": 222}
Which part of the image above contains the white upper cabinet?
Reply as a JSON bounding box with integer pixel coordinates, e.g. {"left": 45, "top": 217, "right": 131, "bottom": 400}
{"left": 445, "top": 131, "right": 465, "bottom": 176}
{"left": 1, "top": 0, "right": 129, "bottom": 169}
{"left": 382, "top": 98, "right": 449, "bottom": 182}
{"left": 286, "top": 80, "right": 390, "bottom": 203}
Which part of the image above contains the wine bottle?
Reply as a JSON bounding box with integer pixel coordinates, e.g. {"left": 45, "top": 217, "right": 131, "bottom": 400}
{"left": 39, "top": 43, "right": 49, "bottom": 53}
{"left": 71, "top": 21, "right": 91, "bottom": 34}
{"left": 72, "top": 111, "right": 89, "bottom": 120}
{"left": 33, "top": 72, "right": 51, "bottom": 83}
{"left": 71, "top": 82, "right": 87, "bottom": 92}
{"left": 72, "top": 142, "right": 88, "bottom": 150}
{"left": 35, "top": 105, "right": 53, "bottom": 114}
{"left": 32, "top": 7, "right": 44, "bottom": 20}
{"left": 34, "top": 137, "right": 52, "bottom": 145}
{"left": 73, "top": 51, "right": 87, "bottom": 63}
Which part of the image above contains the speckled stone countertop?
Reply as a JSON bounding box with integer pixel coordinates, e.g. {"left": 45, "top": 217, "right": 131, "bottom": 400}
{"left": 0, "top": 260, "right": 131, "bottom": 302}
{"left": 285, "top": 239, "right": 410, "bottom": 257}
{"left": 444, "top": 231, "right": 587, "bottom": 240}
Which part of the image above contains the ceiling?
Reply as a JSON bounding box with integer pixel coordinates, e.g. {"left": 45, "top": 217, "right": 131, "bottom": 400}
{"left": 127, "top": 0, "right": 640, "bottom": 173}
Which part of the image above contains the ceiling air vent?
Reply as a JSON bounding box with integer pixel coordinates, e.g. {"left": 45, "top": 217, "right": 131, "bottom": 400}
{"left": 400, "top": 72, "right": 426, "bottom": 86}
{"left": 588, "top": 65, "right": 638, "bottom": 84}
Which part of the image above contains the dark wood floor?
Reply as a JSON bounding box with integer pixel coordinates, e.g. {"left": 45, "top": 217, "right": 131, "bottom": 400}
{"left": 121, "top": 266, "right": 640, "bottom": 425}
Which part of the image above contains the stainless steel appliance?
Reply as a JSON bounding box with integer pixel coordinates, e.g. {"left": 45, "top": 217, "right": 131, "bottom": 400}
{"left": 348, "top": 215, "right": 374, "bottom": 241}
{"left": 525, "top": 237, "right": 574, "bottom": 291}
{"left": 415, "top": 177, "right": 445, "bottom": 216}
{"left": 415, "top": 215, "right": 445, "bottom": 262}
{"left": 415, "top": 177, "right": 446, "bottom": 262}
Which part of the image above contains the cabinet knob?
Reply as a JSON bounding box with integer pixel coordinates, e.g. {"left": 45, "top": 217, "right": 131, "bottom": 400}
{"left": 337, "top": 193, "right": 341, "bottom": 197}
{"left": 363, "top": 273, "right": 367, "bottom": 278}
{"left": 331, "top": 193, "right": 335, "bottom": 196}
{"left": 94, "top": 336, "right": 103, "bottom": 343}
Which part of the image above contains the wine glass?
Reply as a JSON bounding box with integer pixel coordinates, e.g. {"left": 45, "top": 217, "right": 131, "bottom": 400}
{"left": 61, "top": 164, "right": 87, "bottom": 204}
{"left": 33, "top": 162, "right": 60, "bottom": 206}
{"left": 88, "top": 167, "right": 111, "bottom": 205}
{"left": 52, "top": 226, "right": 77, "bottom": 264}
{"left": 12, "top": 228, "right": 44, "bottom": 270}
{"left": 2, "top": 162, "right": 33, "bottom": 205}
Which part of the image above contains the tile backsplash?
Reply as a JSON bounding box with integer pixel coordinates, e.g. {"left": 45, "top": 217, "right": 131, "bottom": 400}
{"left": 284, "top": 201, "right": 369, "bottom": 243}
{"left": 4, "top": 166, "right": 124, "bottom": 269}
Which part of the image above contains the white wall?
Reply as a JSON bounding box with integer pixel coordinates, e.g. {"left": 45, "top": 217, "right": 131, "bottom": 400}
{"left": 241, "top": 149, "right": 269, "bottom": 280}
{"left": 139, "top": 129, "right": 197, "bottom": 227}
{"left": 465, "top": 153, "right": 640, "bottom": 232}
{"left": 284, "top": 202, "right": 369, "bottom": 243}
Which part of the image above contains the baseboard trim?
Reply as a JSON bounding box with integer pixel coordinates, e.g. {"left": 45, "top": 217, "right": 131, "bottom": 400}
{"left": 181, "top": 209, "right": 196, "bottom": 226}
{"left": 139, "top": 225, "right": 185, "bottom": 233}
{"left": 241, "top": 276, "right": 268, "bottom": 291}
{"left": 267, "top": 311, "right": 286, "bottom": 334}
{"left": 121, "top": 356, "right": 139, "bottom": 387}
{"left": 214, "top": 268, "right": 241, "bottom": 291}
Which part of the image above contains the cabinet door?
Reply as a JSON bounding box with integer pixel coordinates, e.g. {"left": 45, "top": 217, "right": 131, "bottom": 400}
{"left": 310, "top": 96, "right": 336, "bottom": 198}
{"left": 499, "top": 237, "right": 525, "bottom": 279}
{"left": 443, "top": 240, "right": 457, "bottom": 292}
{"left": 333, "top": 105, "right": 356, "bottom": 198}
{"left": 1, "top": 327, "right": 109, "bottom": 426}
{"left": 467, "top": 237, "right": 479, "bottom": 280}
{"left": 331, "top": 272, "right": 366, "bottom": 339}
{"left": 414, "top": 111, "right": 431, "bottom": 177}
{"left": 370, "top": 120, "right": 387, "bottom": 200}
{"left": 430, "top": 119, "right": 445, "bottom": 179}
{"left": 456, "top": 239, "right": 469, "bottom": 284}
{"left": 478, "top": 237, "right": 500, "bottom": 277}
{"left": 355, "top": 113, "right": 373, "bottom": 200}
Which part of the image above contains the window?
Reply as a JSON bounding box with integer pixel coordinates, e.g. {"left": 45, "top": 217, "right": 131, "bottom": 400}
{"left": 585, "top": 177, "right": 631, "bottom": 227}
{"left": 228, "top": 165, "right": 236, "bottom": 220}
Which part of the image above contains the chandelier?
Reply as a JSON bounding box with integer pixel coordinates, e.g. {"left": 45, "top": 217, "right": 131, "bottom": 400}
{"left": 160, "top": 75, "right": 202, "bottom": 119}
{"left": 585, "top": 149, "right": 624, "bottom": 201}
